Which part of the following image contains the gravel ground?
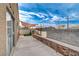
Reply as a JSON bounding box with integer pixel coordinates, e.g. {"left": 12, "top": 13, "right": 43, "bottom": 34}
{"left": 47, "top": 29, "right": 79, "bottom": 47}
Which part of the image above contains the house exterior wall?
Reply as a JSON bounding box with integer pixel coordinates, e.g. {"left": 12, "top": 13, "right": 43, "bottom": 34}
{"left": 0, "top": 4, "right": 6, "bottom": 56}
{"left": 0, "top": 3, "right": 19, "bottom": 56}
{"left": 7, "top": 3, "right": 19, "bottom": 45}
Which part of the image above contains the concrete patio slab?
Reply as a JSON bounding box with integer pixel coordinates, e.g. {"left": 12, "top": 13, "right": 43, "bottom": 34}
{"left": 12, "top": 36, "right": 62, "bottom": 56}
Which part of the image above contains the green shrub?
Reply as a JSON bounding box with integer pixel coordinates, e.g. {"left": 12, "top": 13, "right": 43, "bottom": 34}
{"left": 24, "top": 31, "right": 32, "bottom": 36}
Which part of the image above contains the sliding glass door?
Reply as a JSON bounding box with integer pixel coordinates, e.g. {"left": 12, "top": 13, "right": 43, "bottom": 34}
{"left": 6, "top": 11, "right": 14, "bottom": 55}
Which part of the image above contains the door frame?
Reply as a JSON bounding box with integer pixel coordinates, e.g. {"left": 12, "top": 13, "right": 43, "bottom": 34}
{"left": 6, "top": 9, "right": 14, "bottom": 56}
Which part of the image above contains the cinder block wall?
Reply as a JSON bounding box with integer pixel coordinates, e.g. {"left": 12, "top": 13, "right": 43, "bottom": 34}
{"left": 0, "top": 4, "right": 6, "bottom": 56}
{"left": 33, "top": 34, "right": 79, "bottom": 56}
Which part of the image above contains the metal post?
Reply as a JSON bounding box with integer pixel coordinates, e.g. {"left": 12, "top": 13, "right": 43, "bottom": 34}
{"left": 66, "top": 16, "right": 70, "bottom": 30}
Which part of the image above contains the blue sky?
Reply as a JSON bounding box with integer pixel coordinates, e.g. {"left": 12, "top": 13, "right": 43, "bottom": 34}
{"left": 18, "top": 3, "right": 79, "bottom": 27}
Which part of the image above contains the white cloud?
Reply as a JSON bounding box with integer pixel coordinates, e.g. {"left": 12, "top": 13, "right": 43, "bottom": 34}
{"left": 19, "top": 10, "right": 75, "bottom": 25}
{"left": 52, "top": 16, "right": 60, "bottom": 21}
{"left": 47, "top": 10, "right": 54, "bottom": 17}
{"left": 19, "top": 10, "right": 48, "bottom": 19}
{"left": 19, "top": 10, "right": 42, "bottom": 24}
{"left": 37, "top": 13, "right": 48, "bottom": 19}
{"left": 19, "top": 10, "right": 51, "bottom": 24}
{"left": 69, "top": 12, "right": 79, "bottom": 19}
{"left": 19, "top": 14, "right": 37, "bottom": 24}
{"left": 50, "top": 16, "right": 61, "bottom": 22}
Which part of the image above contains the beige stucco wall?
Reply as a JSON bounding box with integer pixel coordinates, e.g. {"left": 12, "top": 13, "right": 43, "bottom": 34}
{"left": 8, "top": 3, "right": 19, "bottom": 45}
{"left": 0, "top": 4, "right": 6, "bottom": 56}
{"left": 0, "top": 3, "right": 19, "bottom": 56}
